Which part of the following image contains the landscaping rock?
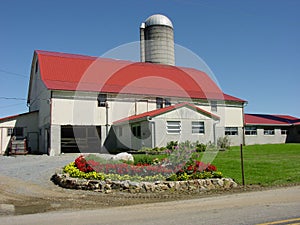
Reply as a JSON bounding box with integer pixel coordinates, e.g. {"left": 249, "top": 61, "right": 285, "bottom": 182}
{"left": 111, "top": 152, "right": 134, "bottom": 162}
{"left": 52, "top": 171, "right": 238, "bottom": 194}
{"left": 0, "top": 204, "right": 15, "bottom": 215}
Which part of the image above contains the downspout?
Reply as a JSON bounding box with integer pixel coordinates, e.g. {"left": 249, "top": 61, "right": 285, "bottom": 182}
{"left": 48, "top": 91, "right": 52, "bottom": 155}
{"left": 213, "top": 119, "right": 220, "bottom": 145}
{"left": 147, "top": 116, "right": 156, "bottom": 148}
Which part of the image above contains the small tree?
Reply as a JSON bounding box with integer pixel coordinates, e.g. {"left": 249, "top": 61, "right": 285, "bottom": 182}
{"left": 217, "top": 136, "right": 231, "bottom": 151}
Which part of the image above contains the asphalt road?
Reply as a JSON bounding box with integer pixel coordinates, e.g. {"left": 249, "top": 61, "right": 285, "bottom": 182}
{"left": 1, "top": 185, "right": 300, "bottom": 225}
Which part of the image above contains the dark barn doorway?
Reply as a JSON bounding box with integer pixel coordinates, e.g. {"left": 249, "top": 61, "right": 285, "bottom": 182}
{"left": 61, "top": 125, "right": 101, "bottom": 153}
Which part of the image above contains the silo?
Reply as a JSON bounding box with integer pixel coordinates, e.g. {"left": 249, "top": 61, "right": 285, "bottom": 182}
{"left": 140, "top": 14, "right": 175, "bottom": 66}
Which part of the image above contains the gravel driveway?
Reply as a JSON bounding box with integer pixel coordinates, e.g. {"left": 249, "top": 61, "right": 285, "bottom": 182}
{"left": 0, "top": 153, "right": 279, "bottom": 216}
{"left": 1, "top": 153, "right": 204, "bottom": 216}
{"left": 0, "top": 154, "right": 79, "bottom": 187}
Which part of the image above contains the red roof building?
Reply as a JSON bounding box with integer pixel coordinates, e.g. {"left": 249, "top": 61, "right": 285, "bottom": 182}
{"left": 244, "top": 114, "right": 300, "bottom": 126}
{"left": 244, "top": 114, "right": 300, "bottom": 145}
{"left": 28, "top": 50, "right": 246, "bottom": 103}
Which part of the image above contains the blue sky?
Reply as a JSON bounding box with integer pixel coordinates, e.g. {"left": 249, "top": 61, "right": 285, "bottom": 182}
{"left": 0, "top": 0, "right": 299, "bottom": 118}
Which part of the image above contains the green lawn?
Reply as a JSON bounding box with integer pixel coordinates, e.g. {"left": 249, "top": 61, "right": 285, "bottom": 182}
{"left": 211, "top": 144, "right": 300, "bottom": 186}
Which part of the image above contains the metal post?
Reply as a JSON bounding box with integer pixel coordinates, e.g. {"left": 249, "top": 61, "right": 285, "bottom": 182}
{"left": 240, "top": 144, "right": 245, "bottom": 186}
{"left": 105, "top": 102, "right": 109, "bottom": 137}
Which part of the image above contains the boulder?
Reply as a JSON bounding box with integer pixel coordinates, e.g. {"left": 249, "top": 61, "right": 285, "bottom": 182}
{"left": 111, "top": 152, "right": 134, "bottom": 162}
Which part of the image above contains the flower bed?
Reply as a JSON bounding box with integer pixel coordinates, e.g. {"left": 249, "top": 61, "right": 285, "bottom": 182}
{"left": 65, "top": 155, "right": 223, "bottom": 182}
{"left": 53, "top": 154, "right": 238, "bottom": 193}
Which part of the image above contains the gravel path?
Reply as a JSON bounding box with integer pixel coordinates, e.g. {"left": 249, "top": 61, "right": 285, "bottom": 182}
{"left": 0, "top": 154, "right": 79, "bottom": 186}
{"left": 0, "top": 154, "right": 112, "bottom": 186}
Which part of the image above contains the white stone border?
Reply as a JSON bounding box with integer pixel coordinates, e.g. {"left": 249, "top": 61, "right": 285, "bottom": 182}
{"left": 52, "top": 171, "right": 238, "bottom": 194}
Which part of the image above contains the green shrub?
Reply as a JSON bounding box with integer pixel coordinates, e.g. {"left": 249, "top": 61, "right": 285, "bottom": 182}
{"left": 166, "top": 141, "right": 178, "bottom": 150}
{"left": 217, "top": 136, "right": 231, "bottom": 150}
{"left": 166, "top": 140, "right": 207, "bottom": 152}
{"left": 139, "top": 146, "right": 167, "bottom": 155}
{"left": 195, "top": 142, "right": 206, "bottom": 152}
{"left": 178, "top": 140, "right": 193, "bottom": 149}
{"left": 133, "top": 154, "right": 166, "bottom": 165}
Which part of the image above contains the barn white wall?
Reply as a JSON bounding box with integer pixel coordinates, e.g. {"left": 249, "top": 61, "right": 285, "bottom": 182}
{"left": 245, "top": 127, "right": 289, "bottom": 145}
{"left": 0, "top": 112, "right": 39, "bottom": 154}
{"left": 51, "top": 98, "right": 106, "bottom": 125}
{"left": 153, "top": 107, "right": 216, "bottom": 147}
{"left": 28, "top": 65, "right": 51, "bottom": 154}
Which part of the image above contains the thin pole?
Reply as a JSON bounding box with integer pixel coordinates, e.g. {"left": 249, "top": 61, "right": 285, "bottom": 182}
{"left": 240, "top": 144, "right": 245, "bottom": 186}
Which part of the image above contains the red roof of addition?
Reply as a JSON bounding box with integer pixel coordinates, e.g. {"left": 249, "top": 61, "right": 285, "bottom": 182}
{"left": 244, "top": 114, "right": 300, "bottom": 126}
{"left": 113, "top": 103, "right": 220, "bottom": 125}
{"left": 0, "top": 111, "right": 38, "bottom": 123}
{"left": 32, "top": 50, "right": 246, "bottom": 103}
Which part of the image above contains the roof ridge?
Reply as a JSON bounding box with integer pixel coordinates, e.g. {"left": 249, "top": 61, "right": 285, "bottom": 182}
{"left": 36, "top": 50, "right": 98, "bottom": 61}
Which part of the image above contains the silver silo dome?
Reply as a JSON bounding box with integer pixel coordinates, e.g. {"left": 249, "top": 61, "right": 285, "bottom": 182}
{"left": 140, "top": 14, "right": 175, "bottom": 66}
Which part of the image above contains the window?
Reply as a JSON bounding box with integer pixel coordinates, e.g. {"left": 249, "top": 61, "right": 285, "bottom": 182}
{"left": 192, "top": 121, "right": 205, "bottom": 134}
{"left": 281, "top": 129, "right": 288, "bottom": 135}
{"left": 131, "top": 124, "right": 141, "bottom": 138}
{"left": 7, "top": 128, "right": 13, "bottom": 136}
{"left": 245, "top": 126, "right": 257, "bottom": 135}
{"left": 7, "top": 127, "right": 23, "bottom": 137}
{"left": 156, "top": 97, "right": 163, "bottom": 109}
{"left": 167, "top": 121, "right": 181, "bottom": 134}
{"left": 165, "top": 98, "right": 171, "bottom": 107}
{"left": 225, "top": 127, "right": 238, "bottom": 135}
{"left": 264, "top": 129, "right": 274, "bottom": 135}
{"left": 97, "top": 94, "right": 107, "bottom": 107}
{"left": 156, "top": 97, "right": 171, "bottom": 108}
{"left": 211, "top": 101, "right": 217, "bottom": 112}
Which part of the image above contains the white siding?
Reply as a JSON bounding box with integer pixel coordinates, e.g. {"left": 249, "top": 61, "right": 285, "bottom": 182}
{"left": 224, "top": 107, "right": 244, "bottom": 127}
{"left": 0, "top": 112, "right": 39, "bottom": 154}
{"left": 51, "top": 98, "right": 106, "bottom": 125}
{"left": 154, "top": 107, "right": 215, "bottom": 147}
{"left": 245, "top": 127, "right": 289, "bottom": 145}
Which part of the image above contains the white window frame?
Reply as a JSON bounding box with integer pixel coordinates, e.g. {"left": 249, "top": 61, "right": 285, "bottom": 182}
{"left": 281, "top": 129, "right": 288, "bottom": 135}
{"left": 245, "top": 126, "right": 257, "bottom": 135}
{"left": 264, "top": 129, "right": 275, "bottom": 135}
{"left": 192, "top": 121, "right": 205, "bottom": 134}
{"left": 167, "top": 121, "right": 181, "bottom": 134}
{"left": 211, "top": 100, "right": 217, "bottom": 112}
{"left": 225, "top": 127, "right": 238, "bottom": 136}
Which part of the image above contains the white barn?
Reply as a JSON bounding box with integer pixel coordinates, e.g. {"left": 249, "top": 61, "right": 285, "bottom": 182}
{"left": 23, "top": 50, "right": 246, "bottom": 155}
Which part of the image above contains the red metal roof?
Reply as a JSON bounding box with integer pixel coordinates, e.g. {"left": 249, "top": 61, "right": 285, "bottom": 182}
{"left": 34, "top": 50, "right": 246, "bottom": 102}
{"left": 113, "top": 102, "right": 220, "bottom": 125}
{"left": 0, "top": 111, "right": 38, "bottom": 123}
{"left": 244, "top": 114, "right": 300, "bottom": 126}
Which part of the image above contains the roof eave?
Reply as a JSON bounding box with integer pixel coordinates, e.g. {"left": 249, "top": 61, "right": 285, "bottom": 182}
{"left": 245, "top": 123, "right": 292, "bottom": 126}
